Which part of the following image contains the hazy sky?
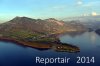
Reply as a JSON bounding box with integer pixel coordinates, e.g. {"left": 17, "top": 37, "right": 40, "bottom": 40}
{"left": 0, "top": 0, "right": 100, "bottom": 22}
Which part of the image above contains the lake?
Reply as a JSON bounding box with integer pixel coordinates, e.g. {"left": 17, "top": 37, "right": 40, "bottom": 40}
{"left": 0, "top": 32, "right": 100, "bottom": 66}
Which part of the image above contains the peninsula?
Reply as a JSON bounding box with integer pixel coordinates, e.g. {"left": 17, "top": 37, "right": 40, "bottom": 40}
{"left": 0, "top": 17, "right": 83, "bottom": 53}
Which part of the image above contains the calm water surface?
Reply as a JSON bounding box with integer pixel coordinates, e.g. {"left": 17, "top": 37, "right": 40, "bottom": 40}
{"left": 0, "top": 32, "right": 100, "bottom": 66}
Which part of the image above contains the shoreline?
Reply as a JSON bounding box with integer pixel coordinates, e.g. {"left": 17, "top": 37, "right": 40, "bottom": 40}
{"left": 0, "top": 37, "right": 80, "bottom": 53}
{"left": 0, "top": 37, "right": 52, "bottom": 49}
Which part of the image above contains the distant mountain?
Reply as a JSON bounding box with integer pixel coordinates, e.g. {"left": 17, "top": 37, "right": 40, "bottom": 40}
{"left": 95, "top": 29, "right": 100, "bottom": 35}
{"left": 63, "top": 16, "right": 100, "bottom": 30}
{"left": 0, "top": 16, "right": 87, "bottom": 36}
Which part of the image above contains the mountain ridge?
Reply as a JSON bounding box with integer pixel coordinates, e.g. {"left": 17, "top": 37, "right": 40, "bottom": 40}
{"left": 0, "top": 16, "right": 87, "bottom": 36}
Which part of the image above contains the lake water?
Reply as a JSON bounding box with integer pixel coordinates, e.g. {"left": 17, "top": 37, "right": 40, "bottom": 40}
{"left": 0, "top": 32, "right": 100, "bottom": 66}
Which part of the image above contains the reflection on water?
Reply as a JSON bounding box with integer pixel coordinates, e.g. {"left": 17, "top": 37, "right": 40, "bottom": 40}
{"left": 89, "top": 32, "right": 96, "bottom": 44}
{"left": 59, "top": 31, "right": 85, "bottom": 37}
{"left": 60, "top": 31, "right": 100, "bottom": 46}
{"left": 0, "top": 31, "right": 100, "bottom": 66}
